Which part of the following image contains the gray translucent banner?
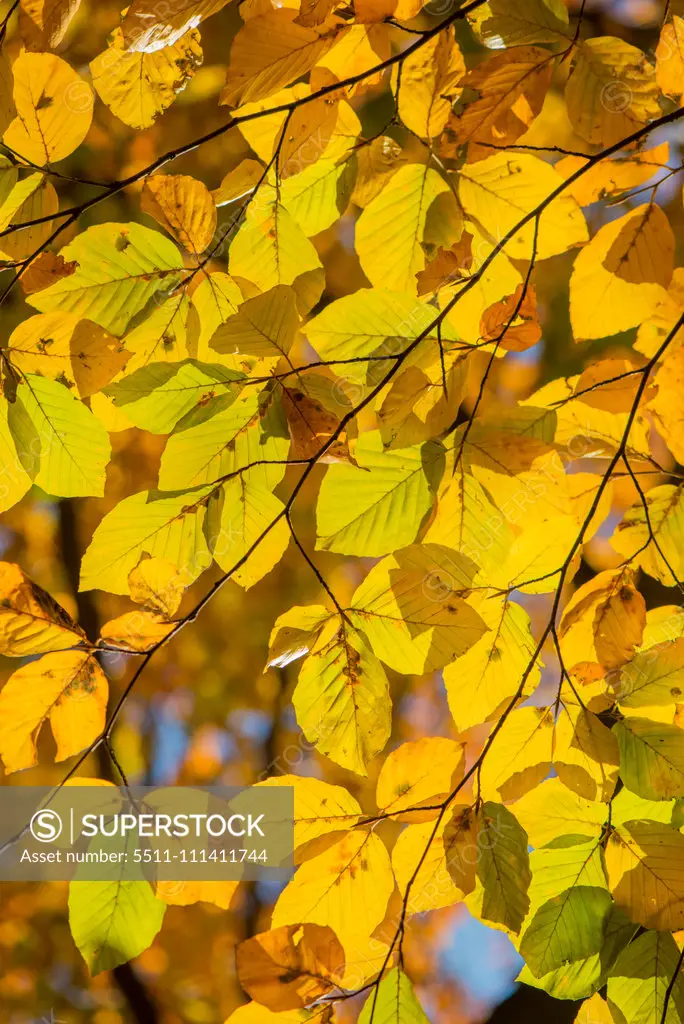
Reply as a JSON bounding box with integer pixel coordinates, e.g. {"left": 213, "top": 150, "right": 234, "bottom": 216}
{"left": 0, "top": 785, "right": 294, "bottom": 882}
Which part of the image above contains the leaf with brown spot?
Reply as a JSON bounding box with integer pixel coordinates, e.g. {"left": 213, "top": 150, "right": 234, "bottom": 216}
{"left": 142, "top": 174, "right": 217, "bottom": 255}
{"left": 0, "top": 562, "right": 85, "bottom": 657}
{"left": 0, "top": 650, "right": 107, "bottom": 772}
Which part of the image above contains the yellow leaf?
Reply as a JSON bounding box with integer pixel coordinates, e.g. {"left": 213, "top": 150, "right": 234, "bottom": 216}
{"left": 0, "top": 54, "right": 16, "bottom": 136}
{"left": 558, "top": 568, "right": 646, "bottom": 672}
{"left": 293, "top": 619, "right": 391, "bottom": 775}
{"left": 398, "top": 34, "right": 465, "bottom": 142}
{"left": 440, "top": 228, "right": 523, "bottom": 344}
{"left": 121, "top": 0, "right": 230, "bottom": 51}
{"left": 649, "top": 346, "right": 684, "bottom": 465}
{"left": 0, "top": 562, "right": 85, "bottom": 656}
{"left": 4, "top": 52, "right": 93, "bottom": 164}
{"left": 426, "top": 467, "right": 515, "bottom": 588}
{"left": 470, "top": 0, "right": 570, "bottom": 48}
{"left": 575, "top": 994, "right": 615, "bottom": 1024}
{"left": 612, "top": 484, "right": 684, "bottom": 588}
{"left": 351, "top": 135, "right": 405, "bottom": 209}
{"left": 355, "top": 0, "right": 422, "bottom": 20}
{"left": 554, "top": 706, "right": 619, "bottom": 802}
{"left": 0, "top": 174, "right": 58, "bottom": 263}
{"left": 376, "top": 737, "right": 464, "bottom": 820}
{"left": 225, "top": 1003, "right": 332, "bottom": 1023}
{"left": 356, "top": 164, "right": 451, "bottom": 295}
{"left": 605, "top": 820, "right": 684, "bottom": 930}
{"left": 635, "top": 267, "right": 684, "bottom": 358}
{"left": 18, "top": 0, "right": 81, "bottom": 50}
{"left": 271, "top": 830, "right": 394, "bottom": 958}
{"left": 229, "top": 186, "right": 324, "bottom": 307}
{"left": 317, "top": 23, "right": 388, "bottom": 84}
{"left": 444, "top": 46, "right": 552, "bottom": 155}
{"left": 8, "top": 313, "right": 129, "bottom": 398}
{"left": 128, "top": 556, "right": 184, "bottom": 618}
{"left": 0, "top": 395, "right": 34, "bottom": 513}
{"left": 99, "top": 611, "right": 175, "bottom": 653}
{"left": 479, "top": 707, "right": 554, "bottom": 802}
{"left": 141, "top": 174, "right": 217, "bottom": 255}
{"left": 556, "top": 142, "right": 670, "bottom": 206}
{"left": 278, "top": 91, "right": 339, "bottom": 179}
{"left": 256, "top": 775, "right": 361, "bottom": 857}
{"left": 656, "top": 16, "right": 684, "bottom": 100}
{"left": 236, "top": 924, "right": 344, "bottom": 1011}
{"left": 188, "top": 272, "right": 243, "bottom": 362}
{"left": 213, "top": 159, "right": 264, "bottom": 206}
{"left": 520, "top": 376, "right": 652, "bottom": 457}
{"left": 0, "top": 651, "right": 107, "bottom": 772}
{"left": 79, "top": 489, "right": 213, "bottom": 595}
{"left": 392, "top": 805, "right": 478, "bottom": 913}
{"left": 458, "top": 152, "right": 588, "bottom": 261}
{"left": 207, "top": 477, "right": 291, "bottom": 589}
{"left": 513, "top": 778, "right": 605, "bottom": 847}
{"left": 377, "top": 347, "right": 469, "bottom": 450}
{"left": 444, "top": 596, "right": 541, "bottom": 733}
{"left": 236, "top": 84, "right": 310, "bottom": 162}
{"left": 90, "top": 27, "right": 203, "bottom": 130}
{"left": 220, "top": 11, "right": 340, "bottom": 107}
{"left": 156, "top": 879, "right": 239, "bottom": 910}
{"left": 209, "top": 285, "right": 299, "bottom": 358}
{"left": 266, "top": 606, "right": 332, "bottom": 670}
{"left": 565, "top": 37, "right": 661, "bottom": 147}
{"left": 349, "top": 543, "right": 487, "bottom": 675}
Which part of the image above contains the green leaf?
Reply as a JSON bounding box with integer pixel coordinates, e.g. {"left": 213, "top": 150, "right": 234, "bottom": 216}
{"left": 467, "top": 801, "right": 531, "bottom": 933}
{"left": 358, "top": 968, "right": 430, "bottom": 1024}
{"left": 304, "top": 288, "right": 460, "bottom": 362}
{"left": 521, "top": 886, "right": 614, "bottom": 978}
{"left": 349, "top": 543, "right": 488, "bottom": 674}
{"left": 158, "top": 389, "right": 290, "bottom": 492}
{"left": 613, "top": 638, "right": 684, "bottom": 707}
{"left": 518, "top": 905, "right": 635, "bottom": 1002}
{"left": 316, "top": 431, "right": 445, "bottom": 557}
{"left": 615, "top": 718, "right": 684, "bottom": 800}
{"left": 293, "top": 619, "right": 391, "bottom": 776}
{"left": 69, "top": 878, "right": 166, "bottom": 975}
{"left": 280, "top": 155, "right": 357, "bottom": 238}
{"left": 17, "top": 375, "right": 111, "bottom": 498}
{"left": 28, "top": 223, "right": 184, "bottom": 336}
{"left": 104, "top": 360, "right": 243, "bottom": 434}
{"left": 0, "top": 394, "right": 35, "bottom": 512}
{"left": 79, "top": 487, "right": 214, "bottom": 594}
{"left": 608, "top": 930, "right": 684, "bottom": 1024}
